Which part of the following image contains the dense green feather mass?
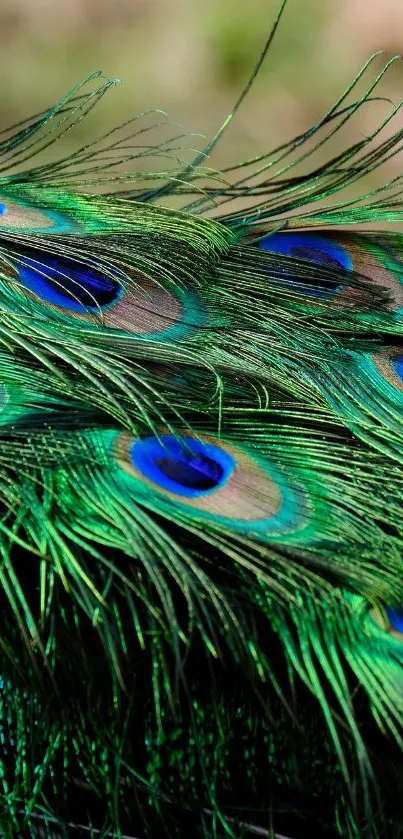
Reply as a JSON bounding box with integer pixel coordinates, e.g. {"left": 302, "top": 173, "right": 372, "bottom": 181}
{"left": 2, "top": 17, "right": 403, "bottom": 838}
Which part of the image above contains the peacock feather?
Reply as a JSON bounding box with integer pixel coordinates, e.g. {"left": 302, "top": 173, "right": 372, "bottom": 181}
{"left": 3, "top": 2, "right": 403, "bottom": 836}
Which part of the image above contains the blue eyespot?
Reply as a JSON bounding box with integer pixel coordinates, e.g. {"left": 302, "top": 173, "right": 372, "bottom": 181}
{"left": 129, "top": 434, "right": 236, "bottom": 498}
{"left": 391, "top": 355, "right": 403, "bottom": 384}
{"left": 386, "top": 605, "right": 403, "bottom": 633}
{"left": 17, "top": 252, "right": 124, "bottom": 312}
{"left": 0, "top": 203, "right": 6, "bottom": 216}
{"left": 259, "top": 232, "right": 352, "bottom": 298}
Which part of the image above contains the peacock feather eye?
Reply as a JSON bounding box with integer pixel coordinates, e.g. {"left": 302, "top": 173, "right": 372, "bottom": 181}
{"left": 114, "top": 430, "right": 310, "bottom": 538}
{"left": 129, "top": 435, "right": 235, "bottom": 498}
{"left": 0, "top": 196, "right": 77, "bottom": 233}
{"left": 369, "top": 602, "right": 403, "bottom": 638}
{"left": 257, "top": 230, "right": 403, "bottom": 313}
{"left": 259, "top": 232, "right": 351, "bottom": 298}
{"left": 11, "top": 248, "right": 205, "bottom": 340}
{"left": 386, "top": 606, "right": 403, "bottom": 634}
{"left": 369, "top": 604, "right": 403, "bottom": 644}
{"left": 17, "top": 252, "right": 124, "bottom": 313}
{"left": 391, "top": 355, "right": 403, "bottom": 384}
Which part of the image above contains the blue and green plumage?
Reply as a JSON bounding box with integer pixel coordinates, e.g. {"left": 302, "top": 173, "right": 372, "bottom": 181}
{"left": 3, "top": 10, "right": 403, "bottom": 839}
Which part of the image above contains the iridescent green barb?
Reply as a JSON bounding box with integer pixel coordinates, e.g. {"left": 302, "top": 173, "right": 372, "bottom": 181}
{"left": 2, "top": 6, "right": 403, "bottom": 839}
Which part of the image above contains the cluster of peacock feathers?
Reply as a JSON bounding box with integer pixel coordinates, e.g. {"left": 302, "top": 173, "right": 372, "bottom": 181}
{"left": 2, "top": 12, "right": 403, "bottom": 838}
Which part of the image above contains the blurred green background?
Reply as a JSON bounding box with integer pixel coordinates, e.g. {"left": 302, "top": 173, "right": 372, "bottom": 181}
{"left": 1, "top": 0, "right": 403, "bottom": 186}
